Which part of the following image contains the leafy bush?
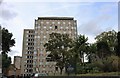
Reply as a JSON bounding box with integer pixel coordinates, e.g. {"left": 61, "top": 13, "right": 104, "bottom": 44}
{"left": 93, "top": 55, "right": 120, "bottom": 72}
{"left": 76, "top": 63, "right": 101, "bottom": 74}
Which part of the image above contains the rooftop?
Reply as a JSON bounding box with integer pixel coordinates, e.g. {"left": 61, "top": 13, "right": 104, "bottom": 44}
{"left": 37, "top": 17, "right": 74, "bottom": 20}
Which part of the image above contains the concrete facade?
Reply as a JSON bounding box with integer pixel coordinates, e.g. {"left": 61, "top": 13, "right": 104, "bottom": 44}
{"left": 21, "top": 29, "right": 34, "bottom": 76}
{"left": 14, "top": 56, "right": 22, "bottom": 70}
{"left": 21, "top": 17, "right": 77, "bottom": 76}
{"left": 14, "top": 56, "right": 22, "bottom": 76}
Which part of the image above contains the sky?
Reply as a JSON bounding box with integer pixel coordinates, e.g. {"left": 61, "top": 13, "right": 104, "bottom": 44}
{"left": 0, "top": 0, "right": 119, "bottom": 63}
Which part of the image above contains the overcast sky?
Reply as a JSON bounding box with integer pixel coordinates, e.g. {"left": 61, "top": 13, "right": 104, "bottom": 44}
{"left": 0, "top": 0, "right": 119, "bottom": 63}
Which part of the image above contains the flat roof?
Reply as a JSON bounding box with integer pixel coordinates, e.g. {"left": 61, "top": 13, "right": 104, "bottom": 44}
{"left": 37, "top": 17, "right": 74, "bottom": 20}
{"left": 24, "top": 29, "right": 34, "bottom": 31}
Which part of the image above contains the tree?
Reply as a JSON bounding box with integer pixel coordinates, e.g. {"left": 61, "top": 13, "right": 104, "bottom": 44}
{"left": 95, "top": 30, "right": 117, "bottom": 54}
{"left": 2, "top": 28, "right": 15, "bottom": 54}
{"left": 96, "top": 41, "right": 110, "bottom": 58}
{"left": 1, "top": 27, "right": 15, "bottom": 74}
{"left": 71, "top": 34, "right": 89, "bottom": 74}
{"left": 2, "top": 54, "right": 11, "bottom": 74}
{"left": 93, "top": 30, "right": 120, "bottom": 72}
{"left": 116, "top": 31, "right": 120, "bottom": 57}
{"left": 73, "top": 34, "right": 89, "bottom": 63}
{"left": 87, "top": 43, "right": 97, "bottom": 63}
{"left": 44, "top": 33, "right": 73, "bottom": 74}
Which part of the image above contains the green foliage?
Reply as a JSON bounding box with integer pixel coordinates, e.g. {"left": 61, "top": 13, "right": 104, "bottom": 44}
{"left": 44, "top": 30, "right": 119, "bottom": 74}
{"left": 72, "top": 34, "right": 89, "bottom": 62}
{"left": 44, "top": 33, "right": 73, "bottom": 74}
{"left": 2, "top": 28, "right": 15, "bottom": 54}
{"left": 1, "top": 27, "right": 15, "bottom": 74}
{"left": 95, "top": 30, "right": 117, "bottom": 54}
{"left": 93, "top": 55, "right": 120, "bottom": 72}
{"left": 70, "top": 34, "right": 89, "bottom": 74}
{"left": 116, "top": 31, "right": 120, "bottom": 57}
{"left": 85, "top": 30, "right": 120, "bottom": 73}
{"left": 96, "top": 41, "right": 110, "bottom": 58}
{"left": 77, "top": 72, "right": 120, "bottom": 76}
{"left": 87, "top": 43, "right": 97, "bottom": 63}
{"left": 2, "top": 54, "right": 11, "bottom": 68}
{"left": 76, "top": 63, "right": 101, "bottom": 74}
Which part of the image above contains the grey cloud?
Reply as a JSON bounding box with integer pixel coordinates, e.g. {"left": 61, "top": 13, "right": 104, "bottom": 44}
{"left": 0, "top": 8, "right": 17, "bottom": 20}
{"left": 8, "top": 50, "right": 19, "bottom": 56}
{"left": 78, "top": 21, "right": 102, "bottom": 36}
{"left": 0, "top": 2, "right": 17, "bottom": 20}
{"left": 78, "top": 15, "right": 111, "bottom": 36}
{"left": 8, "top": 50, "right": 20, "bottom": 63}
{"left": 0, "top": 0, "right": 3, "bottom": 5}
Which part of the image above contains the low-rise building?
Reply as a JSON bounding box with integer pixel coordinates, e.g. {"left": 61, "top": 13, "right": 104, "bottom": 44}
{"left": 14, "top": 56, "right": 22, "bottom": 76}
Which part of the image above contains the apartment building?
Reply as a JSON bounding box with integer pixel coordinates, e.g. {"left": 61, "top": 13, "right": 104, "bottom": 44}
{"left": 21, "top": 17, "right": 77, "bottom": 76}
{"left": 21, "top": 29, "right": 34, "bottom": 76}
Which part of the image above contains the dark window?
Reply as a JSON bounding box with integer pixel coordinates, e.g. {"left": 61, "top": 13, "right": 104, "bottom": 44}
{"left": 28, "top": 43, "right": 30, "bottom": 45}
{"left": 27, "top": 60, "right": 29, "bottom": 63}
{"left": 27, "top": 56, "right": 29, "bottom": 58}
{"left": 28, "top": 39, "right": 30, "bottom": 41}
{"left": 55, "top": 26, "right": 57, "bottom": 29}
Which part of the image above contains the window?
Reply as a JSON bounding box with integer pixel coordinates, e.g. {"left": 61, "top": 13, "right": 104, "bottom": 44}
{"left": 27, "top": 60, "right": 29, "bottom": 63}
{"left": 28, "top": 39, "right": 30, "bottom": 41}
{"left": 35, "top": 31, "right": 37, "bottom": 34}
{"left": 40, "top": 62, "right": 43, "bottom": 65}
{"left": 26, "top": 31, "right": 29, "bottom": 33}
{"left": 55, "top": 26, "right": 57, "bottom": 29}
{"left": 41, "top": 21, "right": 43, "bottom": 24}
{"left": 28, "top": 43, "right": 30, "bottom": 45}
{"left": 58, "top": 22, "right": 60, "bottom": 24}
{"left": 38, "top": 36, "right": 40, "bottom": 38}
{"left": 63, "top": 22, "right": 65, "bottom": 24}
{"left": 44, "top": 26, "right": 46, "bottom": 29}
{"left": 72, "top": 27, "right": 74, "bottom": 29}
{"left": 27, "top": 56, "right": 29, "bottom": 58}
{"left": 50, "top": 26, "right": 52, "bottom": 29}
{"left": 35, "top": 36, "right": 37, "bottom": 39}
{"left": 68, "top": 22, "right": 71, "bottom": 24}
{"left": 46, "top": 41, "right": 48, "bottom": 43}
{"left": 46, "top": 22, "right": 49, "bottom": 24}
{"left": 26, "top": 35, "right": 28, "bottom": 37}
{"left": 41, "top": 31, "right": 43, "bottom": 33}
{"left": 43, "top": 36, "right": 46, "bottom": 38}
{"left": 52, "top": 22, "right": 55, "bottom": 24}
{"left": 34, "top": 51, "right": 37, "bottom": 54}
{"left": 25, "top": 52, "right": 27, "bottom": 54}
{"left": 64, "top": 32, "right": 66, "bottom": 34}
{"left": 38, "top": 26, "right": 40, "bottom": 29}
{"left": 60, "top": 26, "right": 63, "bottom": 29}
{"left": 66, "top": 27, "right": 68, "bottom": 29}
{"left": 46, "top": 31, "right": 49, "bottom": 33}
{"left": 40, "top": 41, "right": 43, "bottom": 44}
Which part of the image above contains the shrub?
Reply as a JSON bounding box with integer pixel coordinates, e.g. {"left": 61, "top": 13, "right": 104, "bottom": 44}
{"left": 93, "top": 55, "right": 120, "bottom": 72}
